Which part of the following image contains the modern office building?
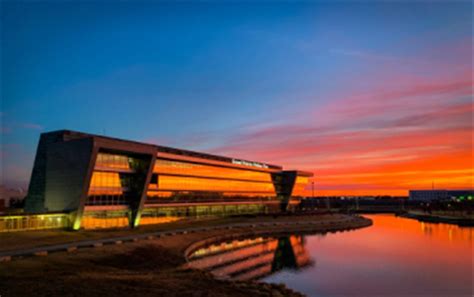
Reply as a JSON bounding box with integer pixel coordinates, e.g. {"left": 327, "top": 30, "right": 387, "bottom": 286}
{"left": 19, "top": 130, "right": 313, "bottom": 230}
{"left": 409, "top": 189, "right": 473, "bottom": 202}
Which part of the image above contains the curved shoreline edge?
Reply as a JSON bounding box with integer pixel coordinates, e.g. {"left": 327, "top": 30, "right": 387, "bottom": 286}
{"left": 183, "top": 215, "right": 372, "bottom": 262}
{"left": 399, "top": 211, "right": 474, "bottom": 227}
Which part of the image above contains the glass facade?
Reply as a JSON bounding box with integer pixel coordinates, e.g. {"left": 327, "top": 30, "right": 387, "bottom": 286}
{"left": 81, "top": 210, "right": 130, "bottom": 229}
{"left": 86, "top": 152, "right": 144, "bottom": 206}
{"left": 95, "top": 153, "right": 131, "bottom": 170}
{"left": 81, "top": 152, "right": 312, "bottom": 228}
{"left": 0, "top": 213, "right": 70, "bottom": 232}
{"left": 153, "top": 159, "right": 272, "bottom": 182}
{"left": 89, "top": 172, "right": 124, "bottom": 190}
{"left": 153, "top": 175, "right": 274, "bottom": 193}
{"left": 146, "top": 157, "right": 277, "bottom": 203}
{"left": 139, "top": 203, "right": 267, "bottom": 224}
{"left": 292, "top": 176, "right": 310, "bottom": 197}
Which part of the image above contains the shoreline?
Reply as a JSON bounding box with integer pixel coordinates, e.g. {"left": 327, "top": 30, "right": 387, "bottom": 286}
{"left": 183, "top": 215, "right": 371, "bottom": 263}
{"left": 399, "top": 211, "right": 474, "bottom": 227}
{"left": 0, "top": 213, "right": 370, "bottom": 259}
{"left": 0, "top": 214, "right": 372, "bottom": 297}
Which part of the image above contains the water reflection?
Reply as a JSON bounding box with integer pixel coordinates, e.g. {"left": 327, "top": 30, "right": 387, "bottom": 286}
{"left": 264, "top": 214, "right": 473, "bottom": 297}
{"left": 187, "top": 235, "right": 313, "bottom": 281}
{"left": 187, "top": 215, "right": 473, "bottom": 296}
{"left": 418, "top": 220, "right": 473, "bottom": 242}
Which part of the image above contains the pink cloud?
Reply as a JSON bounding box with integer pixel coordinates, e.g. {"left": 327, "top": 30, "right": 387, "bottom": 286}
{"left": 207, "top": 38, "right": 473, "bottom": 195}
{"left": 322, "top": 74, "right": 472, "bottom": 120}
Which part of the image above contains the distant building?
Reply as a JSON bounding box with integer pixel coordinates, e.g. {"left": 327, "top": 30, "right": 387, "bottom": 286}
{"left": 446, "top": 190, "right": 474, "bottom": 201}
{"left": 409, "top": 190, "right": 474, "bottom": 202}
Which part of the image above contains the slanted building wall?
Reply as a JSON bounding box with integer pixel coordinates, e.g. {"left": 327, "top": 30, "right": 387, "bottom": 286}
{"left": 45, "top": 137, "right": 95, "bottom": 213}
{"left": 25, "top": 132, "right": 68, "bottom": 212}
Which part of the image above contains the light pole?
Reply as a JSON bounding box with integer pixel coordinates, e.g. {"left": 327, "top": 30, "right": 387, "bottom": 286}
{"left": 312, "top": 181, "right": 315, "bottom": 199}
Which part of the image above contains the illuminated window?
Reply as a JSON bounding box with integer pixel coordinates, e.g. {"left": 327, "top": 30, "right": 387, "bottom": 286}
{"left": 89, "top": 171, "right": 123, "bottom": 190}
{"left": 156, "top": 175, "right": 275, "bottom": 193}
{"left": 292, "top": 176, "right": 310, "bottom": 197}
{"left": 153, "top": 159, "right": 272, "bottom": 182}
{"left": 95, "top": 153, "right": 131, "bottom": 170}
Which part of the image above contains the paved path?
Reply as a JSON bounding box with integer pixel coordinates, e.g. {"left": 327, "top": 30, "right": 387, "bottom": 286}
{"left": 0, "top": 216, "right": 360, "bottom": 261}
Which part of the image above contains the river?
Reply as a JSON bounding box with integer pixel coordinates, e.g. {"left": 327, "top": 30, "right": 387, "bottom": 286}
{"left": 187, "top": 214, "right": 473, "bottom": 297}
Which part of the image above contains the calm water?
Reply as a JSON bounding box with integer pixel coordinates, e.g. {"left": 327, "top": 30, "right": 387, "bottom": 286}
{"left": 188, "top": 214, "right": 473, "bottom": 297}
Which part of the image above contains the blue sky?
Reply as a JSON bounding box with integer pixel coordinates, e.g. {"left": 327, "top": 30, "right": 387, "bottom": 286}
{"left": 1, "top": 1, "right": 472, "bottom": 193}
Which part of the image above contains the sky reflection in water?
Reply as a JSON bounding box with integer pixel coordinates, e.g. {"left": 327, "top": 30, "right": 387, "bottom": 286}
{"left": 188, "top": 214, "right": 472, "bottom": 296}
{"left": 264, "top": 214, "right": 473, "bottom": 297}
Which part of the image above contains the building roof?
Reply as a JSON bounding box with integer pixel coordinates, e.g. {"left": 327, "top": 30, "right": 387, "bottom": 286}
{"left": 45, "top": 130, "right": 283, "bottom": 170}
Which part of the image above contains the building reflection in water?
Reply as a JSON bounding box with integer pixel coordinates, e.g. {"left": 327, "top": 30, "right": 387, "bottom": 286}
{"left": 370, "top": 214, "right": 473, "bottom": 243}
{"left": 187, "top": 235, "right": 313, "bottom": 281}
{"left": 419, "top": 221, "right": 472, "bottom": 242}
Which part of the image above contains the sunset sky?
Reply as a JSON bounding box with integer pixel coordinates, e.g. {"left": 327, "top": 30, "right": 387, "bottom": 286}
{"left": 1, "top": 1, "right": 473, "bottom": 195}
